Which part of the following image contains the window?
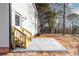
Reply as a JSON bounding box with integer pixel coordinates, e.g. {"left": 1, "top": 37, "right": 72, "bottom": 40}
{"left": 15, "top": 13, "right": 21, "bottom": 26}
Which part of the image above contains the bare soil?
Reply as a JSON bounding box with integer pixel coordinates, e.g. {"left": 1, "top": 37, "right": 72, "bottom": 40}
{"left": 1, "top": 34, "right": 79, "bottom": 56}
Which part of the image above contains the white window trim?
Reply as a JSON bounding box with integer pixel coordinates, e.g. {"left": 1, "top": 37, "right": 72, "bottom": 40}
{"left": 15, "top": 11, "right": 22, "bottom": 28}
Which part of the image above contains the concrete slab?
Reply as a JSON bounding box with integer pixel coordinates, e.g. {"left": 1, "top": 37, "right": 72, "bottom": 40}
{"left": 13, "top": 38, "right": 67, "bottom": 52}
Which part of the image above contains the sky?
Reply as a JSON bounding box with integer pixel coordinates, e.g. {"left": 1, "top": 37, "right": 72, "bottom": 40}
{"left": 71, "top": 3, "right": 79, "bottom": 8}
{"left": 70, "top": 3, "right": 79, "bottom": 14}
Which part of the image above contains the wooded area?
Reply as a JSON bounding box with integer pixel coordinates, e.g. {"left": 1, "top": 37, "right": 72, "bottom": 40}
{"left": 35, "top": 3, "right": 79, "bottom": 35}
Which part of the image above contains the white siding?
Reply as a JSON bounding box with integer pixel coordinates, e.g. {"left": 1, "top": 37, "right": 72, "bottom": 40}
{"left": 12, "top": 3, "right": 38, "bottom": 36}
{"left": 0, "top": 3, "right": 9, "bottom": 47}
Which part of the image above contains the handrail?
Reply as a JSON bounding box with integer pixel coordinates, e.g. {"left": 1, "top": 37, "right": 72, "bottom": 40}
{"left": 12, "top": 26, "right": 26, "bottom": 36}
{"left": 22, "top": 28, "right": 32, "bottom": 35}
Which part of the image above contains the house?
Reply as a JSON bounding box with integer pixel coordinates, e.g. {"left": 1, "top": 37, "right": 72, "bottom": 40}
{"left": 0, "top": 3, "right": 38, "bottom": 53}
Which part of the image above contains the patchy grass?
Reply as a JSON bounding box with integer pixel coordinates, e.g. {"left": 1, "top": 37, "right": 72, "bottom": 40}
{"left": 71, "top": 34, "right": 79, "bottom": 42}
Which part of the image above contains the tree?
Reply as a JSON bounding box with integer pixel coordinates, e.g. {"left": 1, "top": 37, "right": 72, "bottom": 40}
{"left": 67, "top": 13, "right": 79, "bottom": 34}
{"left": 49, "top": 3, "right": 72, "bottom": 34}
{"left": 35, "top": 3, "right": 49, "bottom": 34}
{"left": 35, "top": 3, "right": 59, "bottom": 33}
{"left": 48, "top": 11, "right": 59, "bottom": 33}
{"left": 62, "top": 3, "right": 66, "bottom": 35}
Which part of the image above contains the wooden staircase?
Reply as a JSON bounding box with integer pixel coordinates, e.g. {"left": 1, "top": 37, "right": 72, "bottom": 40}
{"left": 12, "top": 26, "right": 32, "bottom": 49}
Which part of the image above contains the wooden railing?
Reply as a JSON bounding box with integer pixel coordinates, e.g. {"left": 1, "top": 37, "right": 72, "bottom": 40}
{"left": 21, "top": 28, "right": 32, "bottom": 48}
{"left": 12, "top": 26, "right": 32, "bottom": 49}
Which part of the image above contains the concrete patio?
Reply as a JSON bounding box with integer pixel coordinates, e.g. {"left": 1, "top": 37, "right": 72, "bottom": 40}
{"left": 13, "top": 38, "right": 67, "bottom": 52}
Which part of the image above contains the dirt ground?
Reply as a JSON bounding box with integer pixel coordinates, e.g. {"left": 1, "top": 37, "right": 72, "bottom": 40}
{"left": 1, "top": 34, "right": 79, "bottom": 56}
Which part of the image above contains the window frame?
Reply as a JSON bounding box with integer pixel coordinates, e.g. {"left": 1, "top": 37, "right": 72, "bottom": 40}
{"left": 15, "top": 11, "right": 22, "bottom": 27}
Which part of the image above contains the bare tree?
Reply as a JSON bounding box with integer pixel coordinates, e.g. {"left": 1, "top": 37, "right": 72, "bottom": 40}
{"left": 63, "top": 3, "right": 65, "bottom": 35}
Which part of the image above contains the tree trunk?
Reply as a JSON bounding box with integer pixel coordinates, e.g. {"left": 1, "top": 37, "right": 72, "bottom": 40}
{"left": 49, "top": 27, "right": 51, "bottom": 33}
{"left": 63, "top": 3, "right": 65, "bottom": 35}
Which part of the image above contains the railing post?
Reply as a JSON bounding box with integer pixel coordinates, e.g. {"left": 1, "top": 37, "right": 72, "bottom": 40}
{"left": 24, "top": 35, "right": 26, "bottom": 48}
{"left": 13, "top": 27, "right": 16, "bottom": 49}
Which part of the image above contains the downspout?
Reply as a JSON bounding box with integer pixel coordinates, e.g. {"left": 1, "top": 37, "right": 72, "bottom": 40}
{"left": 9, "top": 3, "right": 12, "bottom": 51}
